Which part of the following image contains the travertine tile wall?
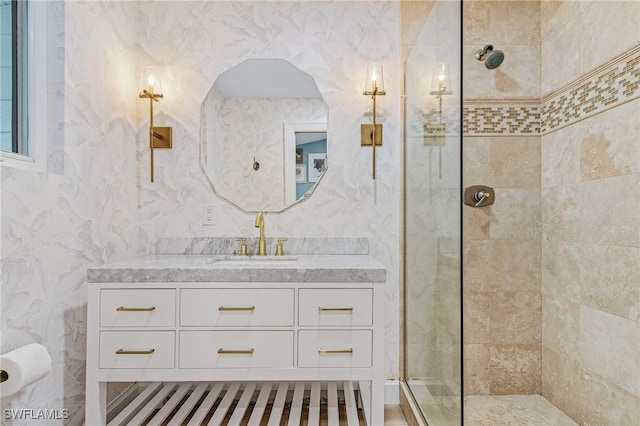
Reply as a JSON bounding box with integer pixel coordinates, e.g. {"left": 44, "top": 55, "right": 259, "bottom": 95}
{"left": 540, "top": 1, "right": 640, "bottom": 424}
{"left": 462, "top": 0, "right": 542, "bottom": 396}
{"left": 463, "top": 1, "right": 640, "bottom": 424}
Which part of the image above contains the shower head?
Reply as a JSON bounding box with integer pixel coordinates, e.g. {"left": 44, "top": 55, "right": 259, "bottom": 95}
{"left": 475, "top": 45, "right": 505, "bottom": 69}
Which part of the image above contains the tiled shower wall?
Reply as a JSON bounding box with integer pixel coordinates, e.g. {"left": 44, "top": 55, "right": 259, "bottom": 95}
{"left": 463, "top": 1, "right": 640, "bottom": 424}
{"left": 462, "top": 0, "right": 543, "bottom": 396}
{"left": 539, "top": 1, "right": 640, "bottom": 424}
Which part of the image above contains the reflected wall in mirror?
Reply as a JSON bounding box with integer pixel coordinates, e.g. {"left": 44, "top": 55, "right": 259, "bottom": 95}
{"left": 200, "top": 59, "right": 328, "bottom": 212}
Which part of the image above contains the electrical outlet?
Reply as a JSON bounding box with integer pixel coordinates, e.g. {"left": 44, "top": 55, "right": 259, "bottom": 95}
{"left": 203, "top": 205, "right": 215, "bottom": 225}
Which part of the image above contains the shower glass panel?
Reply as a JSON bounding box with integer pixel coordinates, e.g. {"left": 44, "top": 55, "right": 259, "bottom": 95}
{"left": 404, "top": 0, "right": 462, "bottom": 424}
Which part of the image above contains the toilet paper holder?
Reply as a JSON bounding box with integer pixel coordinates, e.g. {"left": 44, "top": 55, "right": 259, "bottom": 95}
{"left": 1, "top": 370, "right": 8, "bottom": 383}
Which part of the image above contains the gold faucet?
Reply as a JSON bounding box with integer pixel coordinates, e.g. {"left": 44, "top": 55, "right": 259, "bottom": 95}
{"left": 254, "top": 212, "right": 267, "bottom": 255}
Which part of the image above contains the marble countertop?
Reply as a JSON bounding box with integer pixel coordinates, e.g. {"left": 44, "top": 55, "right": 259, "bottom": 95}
{"left": 86, "top": 255, "right": 386, "bottom": 283}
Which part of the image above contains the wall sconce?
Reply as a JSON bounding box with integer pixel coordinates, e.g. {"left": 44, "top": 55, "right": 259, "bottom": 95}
{"left": 361, "top": 63, "right": 386, "bottom": 180}
{"left": 425, "top": 63, "right": 452, "bottom": 178}
{"left": 139, "top": 66, "right": 172, "bottom": 182}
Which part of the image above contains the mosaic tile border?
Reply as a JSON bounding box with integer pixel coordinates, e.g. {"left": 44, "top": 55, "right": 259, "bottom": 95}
{"left": 464, "top": 45, "right": 640, "bottom": 136}
{"left": 463, "top": 104, "right": 540, "bottom": 135}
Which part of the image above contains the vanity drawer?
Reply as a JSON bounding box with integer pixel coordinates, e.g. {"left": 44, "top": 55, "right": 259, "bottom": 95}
{"left": 297, "top": 330, "right": 372, "bottom": 368}
{"left": 100, "top": 289, "right": 176, "bottom": 327}
{"left": 298, "top": 289, "right": 373, "bottom": 326}
{"left": 99, "top": 331, "right": 175, "bottom": 369}
{"left": 180, "top": 289, "right": 294, "bottom": 326}
{"left": 179, "top": 330, "right": 293, "bottom": 369}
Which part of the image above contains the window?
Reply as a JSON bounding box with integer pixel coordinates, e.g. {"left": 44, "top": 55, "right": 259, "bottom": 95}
{"left": 1, "top": 0, "right": 28, "bottom": 156}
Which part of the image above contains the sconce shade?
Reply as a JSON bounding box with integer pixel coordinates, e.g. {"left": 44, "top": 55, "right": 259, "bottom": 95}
{"left": 430, "top": 63, "right": 452, "bottom": 96}
{"left": 142, "top": 66, "right": 163, "bottom": 95}
{"left": 364, "top": 63, "right": 385, "bottom": 95}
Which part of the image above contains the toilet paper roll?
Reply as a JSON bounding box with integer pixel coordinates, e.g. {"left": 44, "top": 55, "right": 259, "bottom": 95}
{"left": 0, "top": 343, "right": 52, "bottom": 397}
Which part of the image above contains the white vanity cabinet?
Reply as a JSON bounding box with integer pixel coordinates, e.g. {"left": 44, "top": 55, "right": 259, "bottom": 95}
{"left": 85, "top": 278, "right": 385, "bottom": 425}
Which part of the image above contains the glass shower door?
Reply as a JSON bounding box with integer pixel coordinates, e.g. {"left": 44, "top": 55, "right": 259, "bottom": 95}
{"left": 403, "top": 0, "right": 462, "bottom": 424}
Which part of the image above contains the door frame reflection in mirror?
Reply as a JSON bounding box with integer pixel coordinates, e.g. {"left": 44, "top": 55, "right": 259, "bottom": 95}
{"left": 284, "top": 123, "right": 328, "bottom": 206}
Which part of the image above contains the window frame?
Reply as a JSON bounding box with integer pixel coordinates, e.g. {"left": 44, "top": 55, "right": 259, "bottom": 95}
{"left": 1, "top": 0, "right": 47, "bottom": 171}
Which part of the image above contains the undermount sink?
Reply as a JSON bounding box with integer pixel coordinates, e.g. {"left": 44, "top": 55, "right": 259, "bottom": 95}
{"left": 208, "top": 256, "right": 299, "bottom": 266}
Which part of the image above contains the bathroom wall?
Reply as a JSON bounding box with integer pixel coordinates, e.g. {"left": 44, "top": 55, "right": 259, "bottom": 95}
{"left": 539, "top": 1, "right": 640, "bottom": 424}
{"left": 1, "top": 1, "right": 401, "bottom": 420}
{"left": 132, "top": 0, "right": 401, "bottom": 381}
{"left": 462, "top": 0, "right": 542, "bottom": 395}
{"left": 0, "top": 1, "right": 139, "bottom": 422}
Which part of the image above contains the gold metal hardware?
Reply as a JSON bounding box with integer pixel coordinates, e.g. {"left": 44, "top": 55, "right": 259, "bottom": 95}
{"left": 217, "top": 348, "right": 255, "bottom": 355}
{"left": 218, "top": 306, "right": 255, "bottom": 311}
{"left": 254, "top": 212, "right": 267, "bottom": 256}
{"left": 318, "top": 348, "right": 353, "bottom": 354}
{"left": 275, "top": 238, "right": 288, "bottom": 256}
{"left": 361, "top": 124, "right": 382, "bottom": 146}
{"left": 139, "top": 83, "right": 172, "bottom": 182}
{"left": 362, "top": 64, "right": 386, "bottom": 180}
{"left": 115, "top": 349, "right": 155, "bottom": 355}
{"left": 236, "top": 237, "right": 248, "bottom": 256}
{"left": 318, "top": 306, "right": 354, "bottom": 311}
{"left": 116, "top": 306, "right": 156, "bottom": 312}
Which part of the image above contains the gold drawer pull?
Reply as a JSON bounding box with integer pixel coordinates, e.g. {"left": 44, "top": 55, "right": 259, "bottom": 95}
{"left": 116, "top": 306, "right": 156, "bottom": 312}
{"left": 217, "top": 348, "right": 255, "bottom": 355}
{"left": 115, "top": 349, "right": 155, "bottom": 355}
{"left": 318, "top": 348, "right": 353, "bottom": 354}
{"left": 218, "top": 306, "right": 255, "bottom": 311}
{"left": 318, "top": 306, "right": 353, "bottom": 311}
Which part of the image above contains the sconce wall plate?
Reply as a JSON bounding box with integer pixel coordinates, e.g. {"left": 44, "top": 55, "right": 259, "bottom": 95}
{"left": 423, "top": 123, "right": 446, "bottom": 146}
{"left": 152, "top": 126, "right": 173, "bottom": 149}
{"left": 361, "top": 124, "right": 383, "bottom": 146}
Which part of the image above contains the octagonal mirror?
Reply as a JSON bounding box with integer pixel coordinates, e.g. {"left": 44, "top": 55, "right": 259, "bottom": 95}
{"left": 200, "top": 59, "right": 328, "bottom": 212}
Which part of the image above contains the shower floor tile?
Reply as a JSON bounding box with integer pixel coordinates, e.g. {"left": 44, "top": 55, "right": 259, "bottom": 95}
{"left": 464, "top": 395, "right": 578, "bottom": 426}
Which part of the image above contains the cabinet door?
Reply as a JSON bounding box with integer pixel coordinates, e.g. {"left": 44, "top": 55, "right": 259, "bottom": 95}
{"left": 298, "top": 330, "right": 372, "bottom": 368}
{"left": 180, "top": 288, "right": 294, "bottom": 326}
{"left": 298, "top": 289, "right": 373, "bottom": 326}
{"left": 179, "top": 330, "right": 294, "bottom": 368}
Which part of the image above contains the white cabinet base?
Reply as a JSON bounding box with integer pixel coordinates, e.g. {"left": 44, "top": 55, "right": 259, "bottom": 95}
{"left": 86, "top": 281, "right": 384, "bottom": 426}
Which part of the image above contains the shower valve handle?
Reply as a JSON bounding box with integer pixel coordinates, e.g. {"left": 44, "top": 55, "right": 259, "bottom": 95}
{"left": 474, "top": 191, "right": 490, "bottom": 207}
{"left": 464, "top": 185, "right": 495, "bottom": 208}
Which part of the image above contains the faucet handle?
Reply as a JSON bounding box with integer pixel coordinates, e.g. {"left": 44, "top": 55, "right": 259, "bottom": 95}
{"left": 275, "top": 238, "right": 288, "bottom": 256}
{"left": 235, "top": 237, "right": 248, "bottom": 256}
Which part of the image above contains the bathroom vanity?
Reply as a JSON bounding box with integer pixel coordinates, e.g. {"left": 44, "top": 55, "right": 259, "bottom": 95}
{"left": 85, "top": 254, "right": 386, "bottom": 425}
